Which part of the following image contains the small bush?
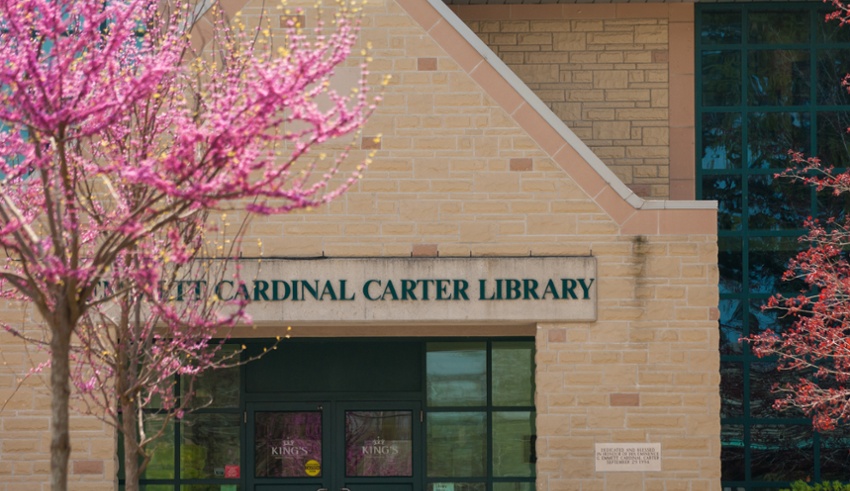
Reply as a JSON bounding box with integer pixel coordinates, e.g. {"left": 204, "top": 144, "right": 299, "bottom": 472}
{"left": 781, "top": 481, "right": 850, "bottom": 491}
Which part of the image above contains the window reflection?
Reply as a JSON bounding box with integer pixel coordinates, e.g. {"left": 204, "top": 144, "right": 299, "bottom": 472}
{"left": 747, "top": 174, "right": 811, "bottom": 230}
{"left": 816, "top": 111, "right": 850, "bottom": 168}
{"left": 426, "top": 343, "right": 487, "bottom": 407}
{"left": 747, "top": 112, "right": 810, "bottom": 169}
{"left": 747, "top": 50, "right": 810, "bottom": 106}
{"left": 426, "top": 412, "right": 486, "bottom": 477}
{"left": 701, "top": 11, "right": 742, "bottom": 44}
{"left": 748, "top": 11, "right": 809, "bottom": 44}
{"left": 821, "top": 427, "right": 850, "bottom": 480}
{"left": 817, "top": 184, "right": 850, "bottom": 222}
{"left": 719, "top": 299, "right": 744, "bottom": 355}
{"left": 748, "top": 237, "right": 798, "bottom": 294}
{"left": 721, "top": 425, "right": 745, "bottom": 481}
{"left": 718, "top": 237, "right": 743, "bottom": 294}
{"left": 492, "top": 412, "right": 535, "bottom": 477}
{"left": 817, "top": 50, "right": 850, "bottom": 106}
{"left": 750, "top": 425, "right": 813, "bottom": 482}
{"left": 492, "top": 342, "right": 534, "bottom": 407}
{"left": 749, "top": 361, "right": 805, "bottom": 419}
{"left": 720, "top": 362, "right": 743, "bottom": 418}
{"left": 142, "top": 416, "right": 175, "bottom": 480}
{"left": 701, "top": 113, "right": 742, "bottom": 170}
{"left": 702, "top": 51, "right": 742, "bottom": 106}
{"left": 181, "top": 414, "right": 240, "bottom": 479}
{"left": 702, "top": 175, "right": 742, "bottom": 231}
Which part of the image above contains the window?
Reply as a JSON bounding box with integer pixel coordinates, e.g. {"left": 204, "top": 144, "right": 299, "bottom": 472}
{"left": 697, "top": 3, "right": 850, "bottom": 488}
{"left": 425, "top": 341, "right": 536, "bottom": 491}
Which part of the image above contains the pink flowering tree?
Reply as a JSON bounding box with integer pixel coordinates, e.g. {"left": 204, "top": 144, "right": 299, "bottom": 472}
{"left": 749, "top": 151, "right": 850, "bottom": 432}
{"left": 0, "top": 0, "right": 382, "bottom": 490}
{"left": 749, "top": 0, "right": 850, "bottom": 433}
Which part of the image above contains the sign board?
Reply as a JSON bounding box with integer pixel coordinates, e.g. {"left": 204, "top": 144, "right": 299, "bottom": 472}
{"left": 95, "top": 257, "right": 597, "bottom": 324}
{"left": 233, "top": 257, "right": 597, "bottom": 324}
{"left": 595, "top": 443, "right": 661, "bottom": 472}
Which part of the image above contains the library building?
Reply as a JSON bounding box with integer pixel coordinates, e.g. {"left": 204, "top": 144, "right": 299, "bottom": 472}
{"left": 4, "top": 0, "right": 849, "bottom": 490}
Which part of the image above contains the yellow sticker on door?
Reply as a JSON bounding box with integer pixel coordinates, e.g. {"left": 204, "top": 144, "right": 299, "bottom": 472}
{"left": 304, "top": 459, "right": 321, "bottom": 476}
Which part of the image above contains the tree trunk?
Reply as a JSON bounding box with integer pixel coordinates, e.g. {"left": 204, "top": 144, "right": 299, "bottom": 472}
{"left": 121, "top": 400, "right": 141, "bottom": 491}
{"left": 49, "top": 328, "right": 72, "bottom": 491}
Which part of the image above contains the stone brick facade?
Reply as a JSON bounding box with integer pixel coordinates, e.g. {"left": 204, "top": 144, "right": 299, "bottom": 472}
{"left": 455, "top": 4, "right": 696, "bottom": 201}
{"left": 0, "top": 0, "right": 717, "bottom": 490}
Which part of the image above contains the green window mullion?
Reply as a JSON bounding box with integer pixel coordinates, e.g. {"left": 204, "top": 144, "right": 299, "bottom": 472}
{"left": 487, "top": 340, "right": 493, "bottom": 491}
{"left": 743, "top": 413, "right": 753, "bottom": 483}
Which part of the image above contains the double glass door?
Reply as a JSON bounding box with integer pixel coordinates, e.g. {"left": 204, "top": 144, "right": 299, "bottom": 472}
{"left": 248, "top": 401, "right": 421, "bottom": 491}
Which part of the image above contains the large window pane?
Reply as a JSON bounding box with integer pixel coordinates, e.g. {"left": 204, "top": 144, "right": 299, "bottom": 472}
{"left": 426, "top": 412, "right": 486, "bottom": 477}
{"left": 719, "top": 299, "right": 744, "bottom": 355}
{"left": 720, "top": 362, "right": 743, "bottom": 418}
{"left": 143, "top": 417, "right": 175, "bottom": 480}
{"left": 747, "top": 112, "right": 810, "bottom": 169}
{"left": 821, "top": 427, "right": 850, "bottom": 481}
{"left": 819, "top": 16, "right": 850, "bottom": 42}
{"left": 747, "top": 174, "right": 811, "bottom": 230}
{"left": 721, "top": 425, "right": 745, "bottom": 481}
{"left": 492, "top": 341, "right": 534, "bottom": 407}
{"left": 492, "top": 412, "right": 535, "bottom": 477}
{"left": 748, "top": 50, "right": 810, "bottom": 106}
{"left": 749, "top": 361, "right": 805, "bottom": 419}
{"left": 817, "top": 50, "right": 850, "bottom": 106}
{"left": 181, "top": 345, "right": 241, "bottom": 409}
{"left": 701, "top": 11, "right": 742, "bottom": 45}
{"left": 748, "top": 237, "right": 798, "bottom": 294}
{"left": 817, "top": 183, "right": 850, "bottom": 222}
{"left": 748, "top": 11, "right": 809, "bottom": 44}
{"left": 750, "top": 425, "right": 813, "bottom": 482}
{"left": 702, "top": 175, "right": 742, "bottom": 231}
{"left": 181, "top": 413, "right": 240, "bottom": 479}
{"left": 718, "top": 236, "right": 743, "bottom": 294}
{"left": 702, "top": 50, "right": 742, "bottom": 107}
{"left": 816, "top": 111, "right": 850, "bottom": 168}
{"left": 184, "top": 366, "right": 240, "bottom": 409}
{"left": 702, "top": 112, "right": 742, "bottom": 170}
{"left": 427, "top": 343, "right": 486, "bottom": 407}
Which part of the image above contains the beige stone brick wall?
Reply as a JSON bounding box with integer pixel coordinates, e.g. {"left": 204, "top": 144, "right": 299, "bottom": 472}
{"left": 469, "top": 15, "right": 670, "bottom": 198}
{"left": 0, "top": 0, "right": 715, "bottom": 489}
{"left": 454, "top": 4, "right": 696, "bottom": 200}
{"left": 536, "top": 235, "right": 720, "bottom": 490}
{"left": 0, "top": 308, "right": 116, "bottom": 491}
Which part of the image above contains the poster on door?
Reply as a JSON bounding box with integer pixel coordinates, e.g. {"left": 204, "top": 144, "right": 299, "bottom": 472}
{"left": 345, "top": 411, "right": 413, "bottom": 477}
{"left": 255, "top": 411, "right": 323, "bottom": 477}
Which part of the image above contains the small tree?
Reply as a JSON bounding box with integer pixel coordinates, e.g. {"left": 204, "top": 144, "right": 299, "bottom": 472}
{"left": 750, "top": 154, "right": 850, "bottom": 431}
{"left": 0, "top": 1, "right": 382, "bottom": 490}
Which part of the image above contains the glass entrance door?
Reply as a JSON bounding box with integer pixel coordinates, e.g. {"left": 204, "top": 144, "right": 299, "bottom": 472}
{"left": 247, "top": 401, "right": 421, "bottom": 491}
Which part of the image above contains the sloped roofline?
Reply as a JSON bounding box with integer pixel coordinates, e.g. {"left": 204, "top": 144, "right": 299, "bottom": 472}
{"left": 396, "top": 0, "right": 717, "bottom": 235}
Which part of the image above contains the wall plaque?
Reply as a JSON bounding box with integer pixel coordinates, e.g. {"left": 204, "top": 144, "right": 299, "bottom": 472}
{"left": 594, "top": 443, "right": 661, "bottom": 472}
